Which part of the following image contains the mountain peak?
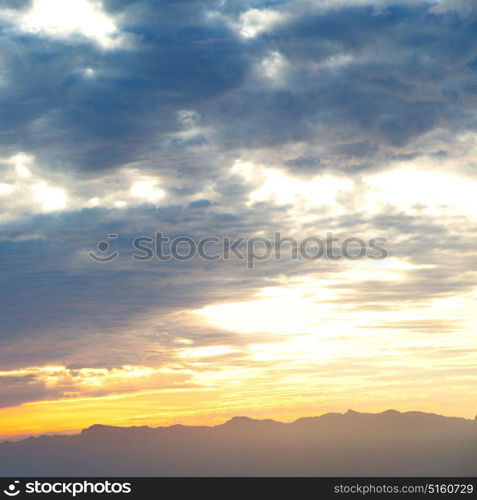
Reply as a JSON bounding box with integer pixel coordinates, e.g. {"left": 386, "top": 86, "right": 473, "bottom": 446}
{"left": 81, "top": 424, "right": 114, "bottom": 434}
{"left": 227, "top": 416, "right": 254, "bottom": 423}
{"left": 222, "top": 416, "right": 279, "bottom": 426}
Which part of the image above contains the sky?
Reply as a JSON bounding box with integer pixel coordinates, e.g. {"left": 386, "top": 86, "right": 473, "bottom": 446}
{"left": 0, "top": 0, "right": 476, "bottom": 440}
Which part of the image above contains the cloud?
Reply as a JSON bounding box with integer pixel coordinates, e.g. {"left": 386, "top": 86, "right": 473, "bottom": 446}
{"left": 0, "top": 0, "right": 477, "bottom": 428}
{"left": 0, "top": 1, "right": 476, "bottom": 177}
{"left": 2, "top": 0, "right": 122, "bottom": 48}
{"left": 0, "top": 153, "right": 173, "bottom": 221}
{"left": 0, "top": 1, "right": 249, "bottom": 173}
{"left": 0, "top": 365, "right": 192, "bottom": 408}
{"left": 235, "top": 8, "right": 288, "bottom": 38}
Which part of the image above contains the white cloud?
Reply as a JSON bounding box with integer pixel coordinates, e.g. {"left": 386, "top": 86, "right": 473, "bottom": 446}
{"left": 130, "top": 180, "right": 165, "bottom": 202}
{"left": 177, "top": 345, "right": 237, "bottom": 359}
{"left": 0, "top": 154, "right": 70, "bottom": 220}
{"left": 237, "top": 8, "right": 286, "bottom": 38}
{"left": 363, "top": 165, "right": 477, "bottom": 218}
{"left": 0, "top": 184, "right": 14, "bottom": 196}
{"left": 5, "top": 0, "right": 121, "bottom": 48}
{"left": 8, "top": 153, "right": 34, "bottom": 178}
{"left": 231, "top": 161, "right": 353, "bottom": 210}
{"left": 194, "top": 258, "right": 433, "bottom": 336}
{"left": 0, "top": 154, "right": 173, "bottom": 223}
{"left": 33, "top": 182, "right": 68, "bottom": 212}
{"left": 260, "top": 51, "right": 290, "bottom": 88}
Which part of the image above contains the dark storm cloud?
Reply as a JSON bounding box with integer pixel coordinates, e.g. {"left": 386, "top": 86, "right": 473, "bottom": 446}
{"left": 0, "top": 0, "right": 250, "bottom": 172}
{"left": 0, "top": 1, "right": 475, "bottom": 176}
{"left": 0, "top": 199, "right": 304, "bottom": 353}
{"left": 0, "top": 374, "right": 51, "bottom": 409}
{"left": 200, "top": 4, "right": 477, "bottom": 170}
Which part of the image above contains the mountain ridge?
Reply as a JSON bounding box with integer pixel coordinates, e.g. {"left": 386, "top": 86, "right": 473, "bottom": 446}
{"left": 69, "top": 409, "right": 477, "bottom": 439}
{"left": 1, "top": 409, "right": 475, "bottom": 476}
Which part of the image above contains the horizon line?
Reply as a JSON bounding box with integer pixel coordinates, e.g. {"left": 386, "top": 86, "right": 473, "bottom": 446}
{"left": 2, "top": 407, "right": 476, "bottom": 444}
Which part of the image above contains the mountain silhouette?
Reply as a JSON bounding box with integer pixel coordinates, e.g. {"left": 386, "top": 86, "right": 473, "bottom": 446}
{"left": 0, "top": 410, "right": 475, "bottom": 476}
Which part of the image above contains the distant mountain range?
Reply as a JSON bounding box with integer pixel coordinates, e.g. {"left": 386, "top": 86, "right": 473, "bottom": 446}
{"left": 1, "top": 410, "right": 476, "bottom": 476}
